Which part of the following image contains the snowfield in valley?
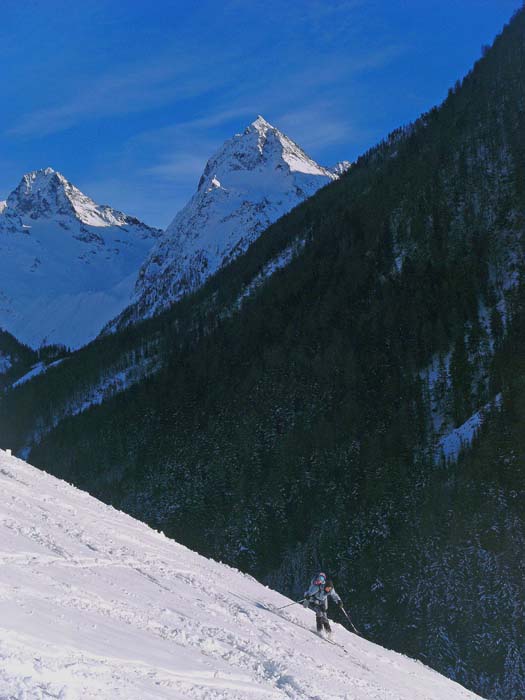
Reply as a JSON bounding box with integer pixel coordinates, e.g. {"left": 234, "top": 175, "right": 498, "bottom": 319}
{"left": 0, "top": 449, "right": 484, "bottom": 700}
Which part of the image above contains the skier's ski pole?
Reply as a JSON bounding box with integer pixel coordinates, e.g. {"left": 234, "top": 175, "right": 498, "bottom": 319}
{"left": 276, "top": 599, "right": 304, "bottom": 611}
{"left": 341, "top": 607, "right": 361, "bottom": 635}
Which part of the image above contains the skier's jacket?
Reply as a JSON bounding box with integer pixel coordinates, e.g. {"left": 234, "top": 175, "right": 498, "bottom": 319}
{"left": 304, "top": 579, "right": 342, "bottom": 611}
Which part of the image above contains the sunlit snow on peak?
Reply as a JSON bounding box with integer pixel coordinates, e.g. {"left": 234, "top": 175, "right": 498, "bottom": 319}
{"left": 251, "top": 114, "right": 272, "bottom": 129}
{"left": 5, "top": 167, "right": 135, "bottom": 229}
{"left": 128, "top": 116, "right": 342, "bottom": 321}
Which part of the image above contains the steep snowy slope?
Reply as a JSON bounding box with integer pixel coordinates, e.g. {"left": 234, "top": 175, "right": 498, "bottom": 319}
{"left": 0, "top": 448, "right": 483, "bottom": 700}
{"left": 0, "top": 168, "right": 161, "bottom": 349}
{"left": 123, "top": 116, "right": 341, "bottom": 322}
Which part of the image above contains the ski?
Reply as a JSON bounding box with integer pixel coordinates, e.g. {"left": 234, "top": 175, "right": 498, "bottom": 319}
{"left": 322, "top": 636, "right": 349, "bottom": 654}
{"left": 260, "top": 602, "right": 348, "bottom": 654}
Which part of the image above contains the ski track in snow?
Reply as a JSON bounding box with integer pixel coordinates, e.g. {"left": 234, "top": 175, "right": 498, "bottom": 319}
{"left": 0, "top": 450, "right": 484, "bottom": 700}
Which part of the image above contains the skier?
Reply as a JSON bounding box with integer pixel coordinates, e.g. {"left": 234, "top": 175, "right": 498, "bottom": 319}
{"left": 303, "top": 572, "right": 343, "bottom": 638}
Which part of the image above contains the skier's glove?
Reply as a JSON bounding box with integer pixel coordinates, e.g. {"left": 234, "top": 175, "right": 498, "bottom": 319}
{"left": 302, "top": 597, "right": 310, "bottom": 608}
{"left": 338, "top": 601, "right": 344, "bottom": 609}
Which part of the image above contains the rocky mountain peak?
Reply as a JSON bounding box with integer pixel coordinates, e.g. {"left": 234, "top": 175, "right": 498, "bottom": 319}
{"left": 4, "top": 168, "right": 141, "bottom": 229}
{"left": 6, "top": 167, "right": 77, "bottom": 220}
{"left": 249, "top": 114, "right": 272, "bottom": 134}
{"left": 120, "top": 116, "right": 345, "bottom": 323}
{"left": 195, "top": 116, "right": 335, "bottom": 195}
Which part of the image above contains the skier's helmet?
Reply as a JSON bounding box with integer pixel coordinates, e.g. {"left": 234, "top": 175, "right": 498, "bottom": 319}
{"left": 314, "top": 572, "right": 327, "bottom": 585}
{"left": 324, "top": 579, "right": 334, "bottom": 591}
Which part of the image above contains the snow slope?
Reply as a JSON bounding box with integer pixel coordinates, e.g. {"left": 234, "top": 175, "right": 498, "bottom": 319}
{"left": 124, "top": 116, "right": 342, "bottom": 322}
{"left": 0, "top": 449, "right": 483, "bottom": 700}
{"left": 0, "top": 168, "right": 161, "bottom": 349}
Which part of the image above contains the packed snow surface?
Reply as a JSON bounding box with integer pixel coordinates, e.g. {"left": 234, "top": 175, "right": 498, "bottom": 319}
{"left": 0, "top": 168, "right": 161, "bottom": 349}
{"left": 0, "top": 449, "right": 483, "bottom": 699}
{"left": 127, "top": 116, "right": 342, "bottom": 321}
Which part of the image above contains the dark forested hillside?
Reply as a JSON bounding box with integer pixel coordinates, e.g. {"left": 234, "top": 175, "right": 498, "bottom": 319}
{"left": 0, "top": 331, "right": 38, "bottom": 391}
{"left": 2, "top": 8, "right": 525, "bottom": 699}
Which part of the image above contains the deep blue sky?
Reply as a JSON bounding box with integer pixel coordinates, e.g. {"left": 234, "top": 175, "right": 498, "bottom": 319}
{"left": 0, "top": 0, "right": 520, "bottom": 227}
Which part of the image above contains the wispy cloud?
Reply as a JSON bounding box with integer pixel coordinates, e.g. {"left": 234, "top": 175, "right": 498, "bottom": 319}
{"left": 113, "top": 37, "right": 405, "bottom": 224}
{"left": 5, "top": 0, "right": 405, "bottom": 226}
{"left": 134, "top": 106, "right": 255, "bottom": 148}
{"left": 275, "top": 103, "right": 367, "bottom": 154}
{"left": 8, "top": 51, "right": 237, "bottom": 138}
{"left": 134, "top": 107, "right": 255, "bottom": 192}
{"left": 135, "top": 40, "right": 405, "bottom": 157}
{"left": 145, "top": 154, "right": 208, "bottom": 180}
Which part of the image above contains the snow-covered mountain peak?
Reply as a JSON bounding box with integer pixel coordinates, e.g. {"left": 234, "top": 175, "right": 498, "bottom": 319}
{"left": 194, "top": 116, "right": 335, "bottom": 194}
{"left": 0, "top": 448, "right": 483, "bottom": 699}
{"left": 0, "top": 169, "right": 162, "bottom": 348}
{"left": 246, "top": 114, "right": 274, "bottom": 144}
{"left": 122, "top": 117, "right": 343, "bottom": 322}
{"left": 243, "top": 115, "right": 284, "bottom": 156}
{"left": 7, "top": 167, "right": 75, "bottom": 220}
{"left": 250, "top": 114, "right": 272, "bottom": 131}
{"left": 243, "top": 115, "right": 335, "bottom": 176}
{"left": 5, "top": 167, "right": 132, "bottom": 228}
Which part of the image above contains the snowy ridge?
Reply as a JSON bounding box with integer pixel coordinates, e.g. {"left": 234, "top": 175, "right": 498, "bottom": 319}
{"left": 0, "top": 449, "right": 483, "bottom": 700}
{"left": 123, "top": 116, "right": 342, "bottom": 322}
{"left": 0, "top": 168, "right": 162, "bottom": 349}
{"left": 7, "top": 168, "right": 131, "bottom": 228}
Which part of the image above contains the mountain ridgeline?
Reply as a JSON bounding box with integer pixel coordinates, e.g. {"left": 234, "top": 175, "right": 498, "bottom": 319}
{"left": 2, "top": 8, "right": 525, "bottom": 700}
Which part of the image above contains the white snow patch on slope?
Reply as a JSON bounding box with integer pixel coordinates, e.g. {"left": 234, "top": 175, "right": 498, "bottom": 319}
{"left": 11, "top": 358, "right": 64, "bottom": 388}
{"left": 0, "top": 352, "right": 12, "bottom": 374}
{"left": 435, "top": 395, "right": 502, "bottom": 463}
{"left": 0, "top": 449, "right": 483, "bottom": 700}
{"left": 237, "top": 239, "right": 306, "bottom": 306}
